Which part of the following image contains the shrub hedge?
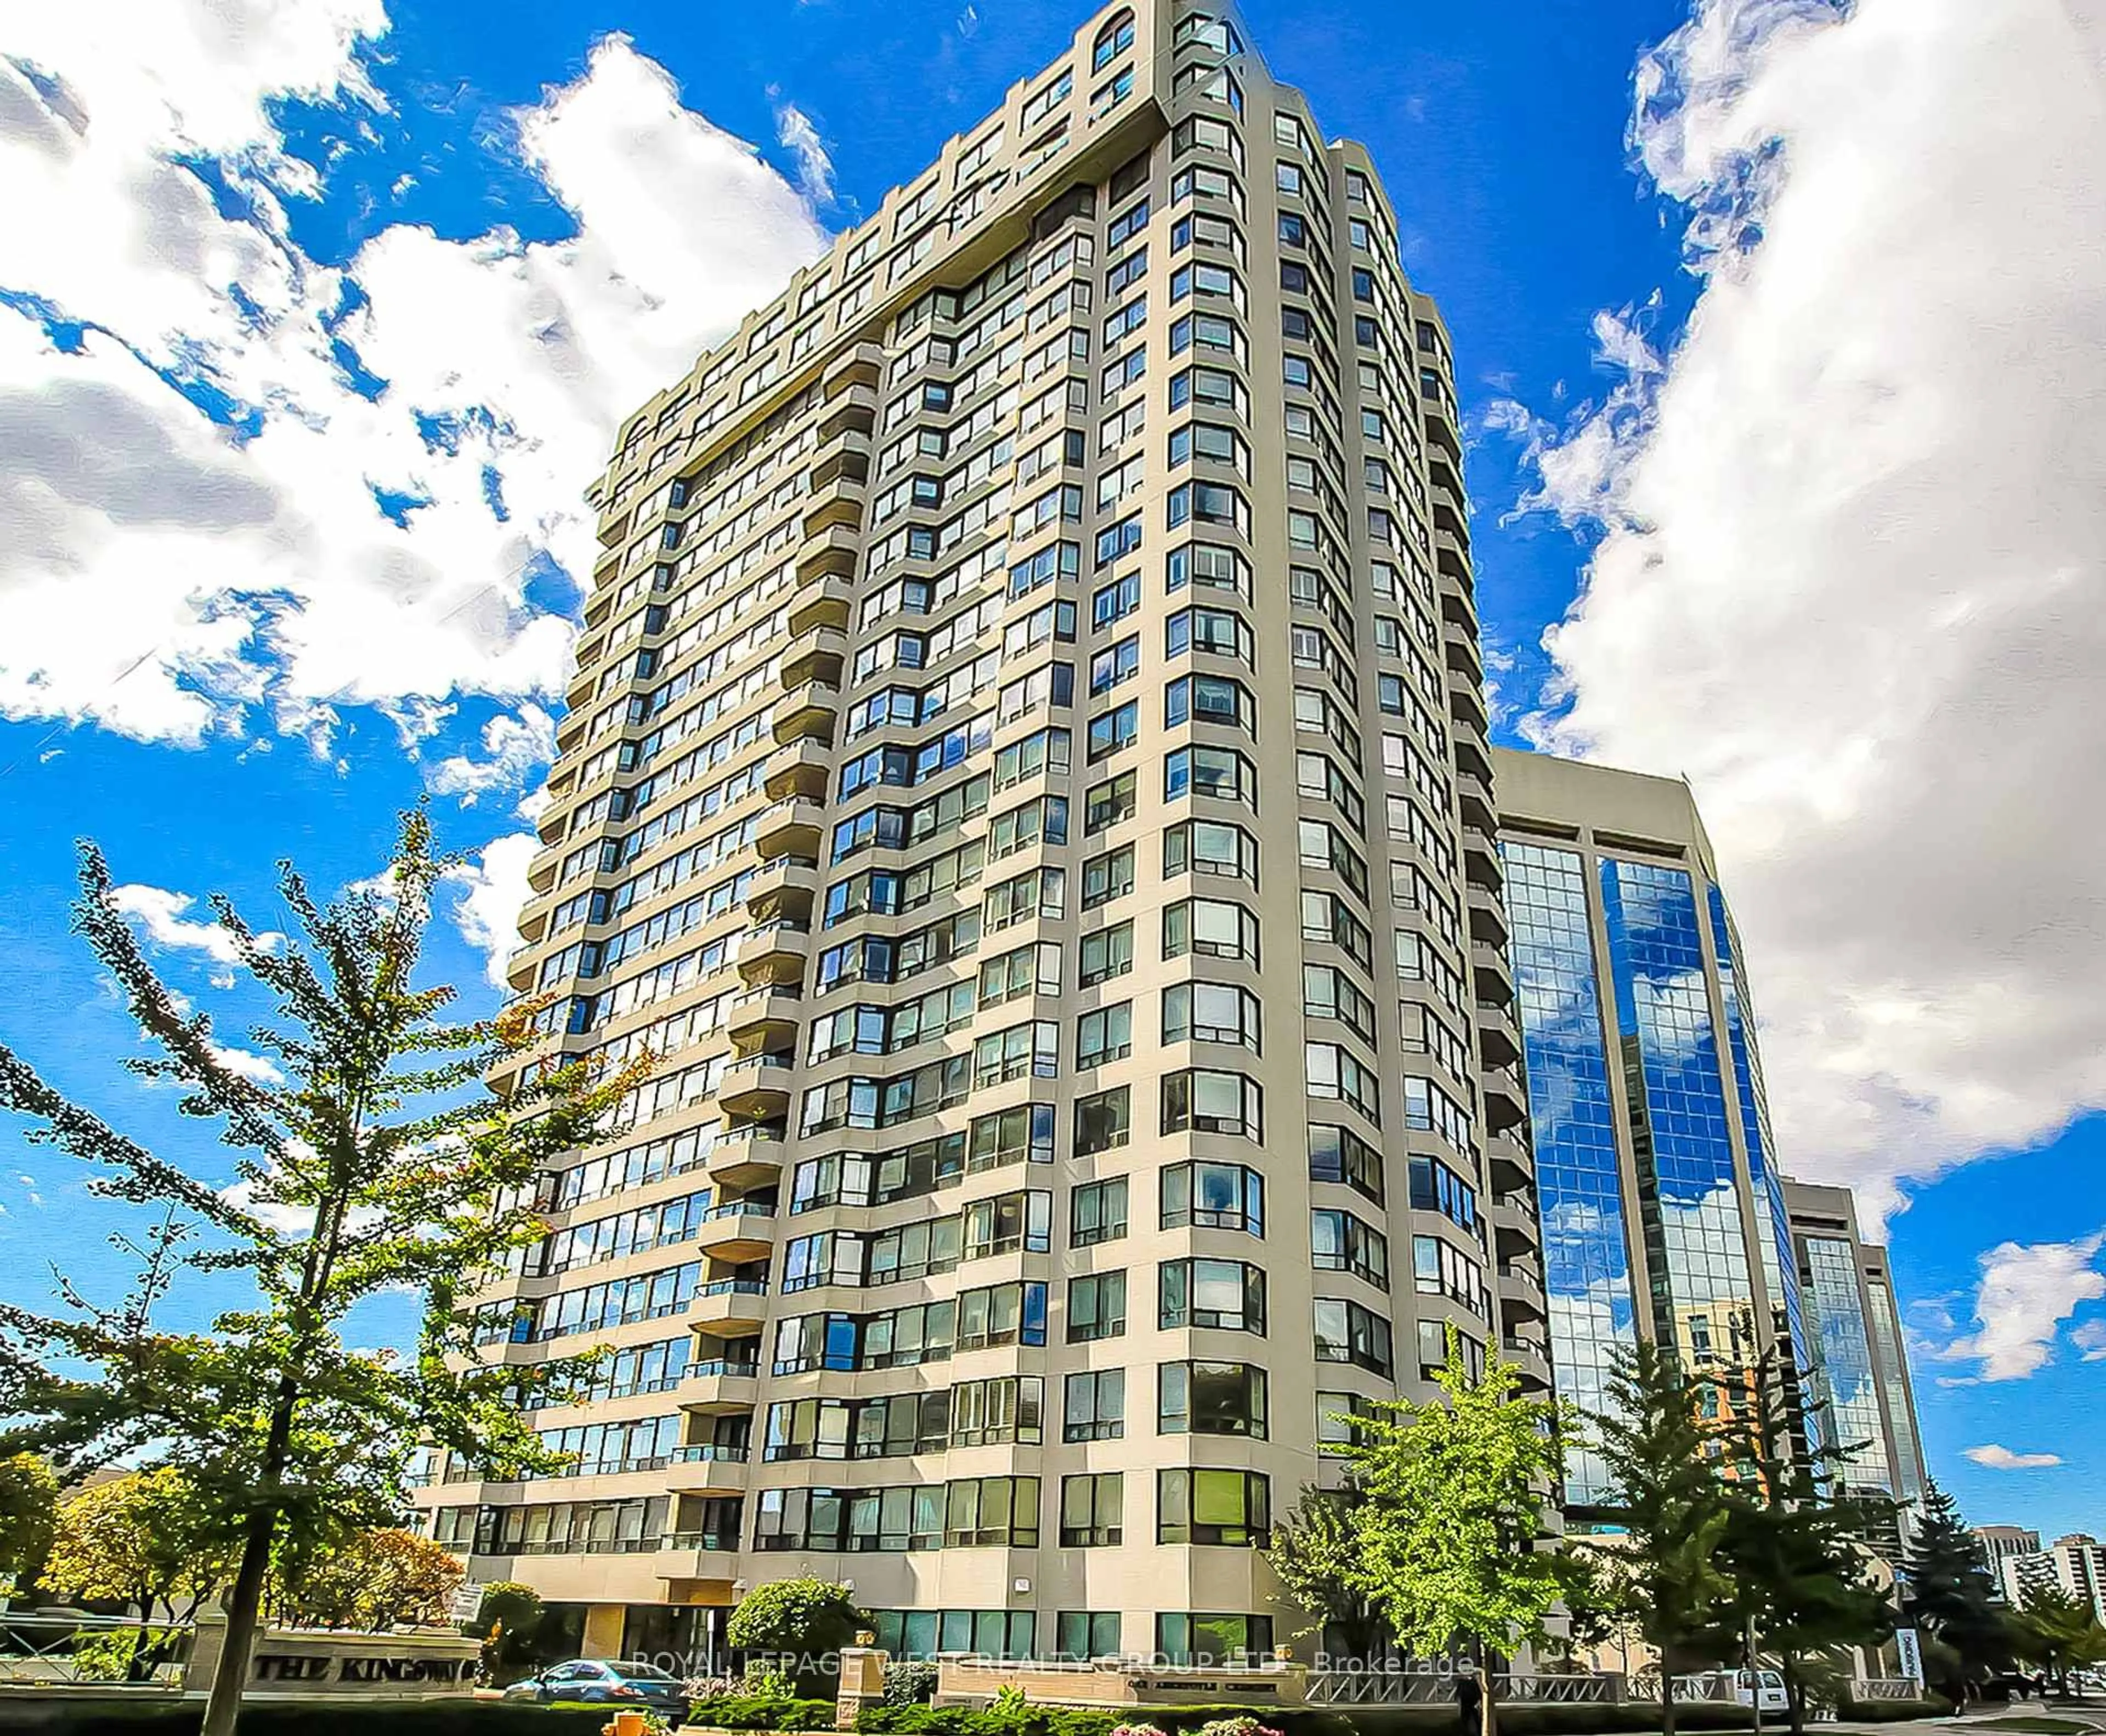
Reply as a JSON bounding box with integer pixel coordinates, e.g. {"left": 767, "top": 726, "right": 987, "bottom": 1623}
{"left": 853, "top": 1700, "right": 1805, "bottom": 1736}
{"left": 685, "top": 1694, "right": 839, "bottom": 1729}
{"left": 0, "top": 1701, "right": 614, "bottom": 1736}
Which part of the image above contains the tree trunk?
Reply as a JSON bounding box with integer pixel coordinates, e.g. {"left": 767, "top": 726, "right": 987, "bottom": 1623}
{"left": 1481, "top": 1640, "right": 1496, "bottom": 1736}
{"left": 1781, "top": 1654, "right": 1806, "bottom": 1736}
{"left": 201, "top": 1505, "right": 277, "bottom": 1736}
{"left": 201, "top": 1381, "right": 298, "bottom": 1736}
{"left": 1661, "top": 1667, "right": 1678, "bottom": 1736}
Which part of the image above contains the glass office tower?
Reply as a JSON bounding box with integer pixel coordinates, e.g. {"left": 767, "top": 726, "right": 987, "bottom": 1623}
{"left": 1494, "top": 750, "right": 1808, "bottom": 1509}
{"left": 1785, "top": 1179, "right": 1929, "bottom": 1529}
{"left": 410, "top": 0, "right": 1544, "bottom": 1664}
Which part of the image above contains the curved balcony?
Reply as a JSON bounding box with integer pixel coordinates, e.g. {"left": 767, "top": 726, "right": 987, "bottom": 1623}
{"left": 1501, "top": 1333, "right": 1555, "bottom": 1395}
{"left": 755, "top": 797, "right": 825, "bottom": 860}
{"left": 744, "top": 855, "right": 819, "bottom": 924}
{"left": 1476, "top": 997, "right": 1523, "bottom": 1071}
{"left": 772, "top": 681, "right": 840, "bottom": 747}
{"left": 666, "top": 1444, "right": 751, "bottom": 1497}
{"left": 1488, "top": 1191, "right": 1541, "bottom": 1261}
{"left": 727, "top": 983, "right": 803, "bottom": 1050}
{"left": 1498, "top": 1260, "right": 1549, "bottom": 1323}
{"left": 707, "top": 1124, "right": 788, "bottom": 1190}
{"left": 690, "top": 1278, "right": 770, "bottom": 1337}
{"left": 1487, "top": 1128, "right": 1535, "bottom": 1198}
{"left": 680, "top": 1358, "right": 761, "bottom": 1415}
{"left": 781, "top": 625, "right": 848, "bottom": 690}
{"left": 718, "top": 1051, "right": 795, "bottom": 1120}
{"left": 695, "top": 1200, "right": 779, "bottom": 1264}
{"left": 735, "top": 919, "right": 809, "bottom": 986}
{"left": 788, "top": 575, "right": 855, "bottom": 638}
{"left": 763, "top": 738, "right": 831, "bottom": 801}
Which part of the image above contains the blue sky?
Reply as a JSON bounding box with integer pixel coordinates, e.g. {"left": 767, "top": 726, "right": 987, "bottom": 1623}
{"left": 2, "top": 0, "right": 2102, "bottom": 1540}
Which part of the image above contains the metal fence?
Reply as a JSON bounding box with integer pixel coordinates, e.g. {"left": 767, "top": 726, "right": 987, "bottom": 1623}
{"left": 1305, "top": 1671, "right": 1618, "bottom": 1706}
{"left": 0, "top": 1613, "right": 195, "bottom": 1688}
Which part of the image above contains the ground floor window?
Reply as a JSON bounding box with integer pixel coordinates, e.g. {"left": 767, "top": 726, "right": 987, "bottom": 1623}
{"left": 1153, "top": 1612, "right": 1273, "bottom": 1664}
{"left": 869, "top": 1608, "right": 1035, "bottom": 1660}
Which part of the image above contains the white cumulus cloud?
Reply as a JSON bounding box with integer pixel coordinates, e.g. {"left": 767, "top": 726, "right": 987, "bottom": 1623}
{"left": 427, "top": 703, "right": 558, "bottom": 806}
{"left": 1962, "top": 1444, "right": 2064, "bottom": 1472}
{"left": 444, "top": 833, "right": 541, "bottom": 989}
{"left": 1495, "top": 0, "right": 2106, "bottom": 1219}
{"left": 0, "top": 4, "right": 828, "bottom": 746}
{"left": 109, "top": 882, "right": 281, "bottom": 985}
{"left": 1939, "top": 1233, "right": 2105, "bottom": 1383}
{"left": 207, "top": 1042, "right": 286, "bottom": 1086}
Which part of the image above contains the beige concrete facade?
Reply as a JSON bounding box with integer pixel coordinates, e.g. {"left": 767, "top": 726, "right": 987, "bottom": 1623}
{"left": 412, "top": 0, "right": 1537, "bottom": 1665}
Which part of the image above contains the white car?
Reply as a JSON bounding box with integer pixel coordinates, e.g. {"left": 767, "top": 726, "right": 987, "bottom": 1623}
{"left": 1731, "top": 1670, "right": 1790, "bottom": 1712}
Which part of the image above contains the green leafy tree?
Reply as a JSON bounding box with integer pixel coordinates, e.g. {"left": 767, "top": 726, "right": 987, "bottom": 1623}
{"left": 42, "top": 1468, "right": 235, "bottom": 1622}
{"left": 1900, "top": 1483, "right": 2011, "bottom": 1700}
{"left": 1328, "top": 1334, "right": 1572, "bottom": 1736}
{"left": 0, "top": 815, "right": 643, "bottom": 1736}
{"left": 1266, "top": 1483, "right": 1386, "bottom": 1661}
{"left": 463, "top": 1580, "right": 545, "bottom": 1682}
{"left": 2008, "top": 1587, "right": 2106, "bottom": 1696}
{"left": 0, "top": 1451, "right": 59, "bottom": 1596}
{"left": 726, "top": 1576, "right": 868, "bottom": 1662}
{"left": 1553, "top": 1548, "right": 1644, "bottom": 1675}
{"left": 1583, "top": 1340, "right": 1742, "bottom": 1736}
{"left": 1718, "top": 1356, "right": 1895, "bottom": 1735}
{"left": 273, "top": 1525, "right": 463, "bottom": 1630}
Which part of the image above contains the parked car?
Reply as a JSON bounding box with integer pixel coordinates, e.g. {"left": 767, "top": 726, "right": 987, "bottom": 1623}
{"left": 502, "top": 1658, "right": 690, "bottom": 1720}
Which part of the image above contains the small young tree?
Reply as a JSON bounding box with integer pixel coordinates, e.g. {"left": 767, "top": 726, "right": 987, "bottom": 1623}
{"left": 1584, "top": 1340, "right": 1742, "bottom": 1736}
{"left": 0, "top": 1451, "right": 59, "bottom": 1597}
{"left": 2008, "top": 1587, "right": 2106, "bottom": 1697}
{"left": 1267, "top": 1482, "right": 1386, "bottom": 1662}
{"left": 463, "top": 1580, "right": 545, "bottom": 1682}
{"left": 1330, "top": 1334, "right": 1572, "bottom": 1736}
{"left": 1901, "top": 1484, "right": 2011, "bottom": 1700}
{"left": 1718, "top": 1357, "right": 1894, "bottom": 1736}
{"left": 0, "top": 815, "right": 643, "bottom": 1735}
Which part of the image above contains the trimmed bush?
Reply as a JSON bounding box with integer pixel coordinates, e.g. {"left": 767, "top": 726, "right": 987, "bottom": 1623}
{"left": 884, "top": 1660, "right": 942, "bottom": 1706}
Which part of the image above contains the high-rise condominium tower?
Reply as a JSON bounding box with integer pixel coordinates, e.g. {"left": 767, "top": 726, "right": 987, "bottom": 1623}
{"left": 1492, "top": 749, "right": 1809, "bottom": 1510}
{"left": 411, "top": 0, "right": 1543, "bottom": 1666}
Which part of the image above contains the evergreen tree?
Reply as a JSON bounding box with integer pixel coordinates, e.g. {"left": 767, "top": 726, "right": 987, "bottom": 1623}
{"left": 1330, "top": 1334, "right": 1574, "bottom": 1736}
{"left": 0, "top": 815, "right": 642, "bottom": 1734}
{"left": 1584, "top": 1338, "right": 1742, "bottom": 1736}
{"left": 1900, "top": 1483, "right": 2011, "bottom": 1700}
{"left": 1719, "top": 1354, "right": 1895, "bottom": 1735}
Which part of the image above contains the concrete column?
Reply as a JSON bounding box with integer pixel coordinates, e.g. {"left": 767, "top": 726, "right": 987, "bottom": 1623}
{"left": 836, "top": 1647, "right": 888, "bottom": 1730}
{"left": 582, "top": 1604, "right": 627, "bottom": 1659}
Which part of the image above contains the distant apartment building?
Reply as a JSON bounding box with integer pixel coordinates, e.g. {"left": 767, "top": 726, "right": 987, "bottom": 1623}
{"left": 410, "top": 0, "right": 1543, "bottom": 1666}
{"left": 1999, "top": 1535, "right": 2106, "bottom": 1623}
{"left": 1975, "top": 1524, "right": 2043, "bottom": 1577}
{"left": 1784, "top": 1181, "right": 1929, "bottom": 1531}
{"left": 1492, "top": 750, "right": 1812, "bottom": 1509}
